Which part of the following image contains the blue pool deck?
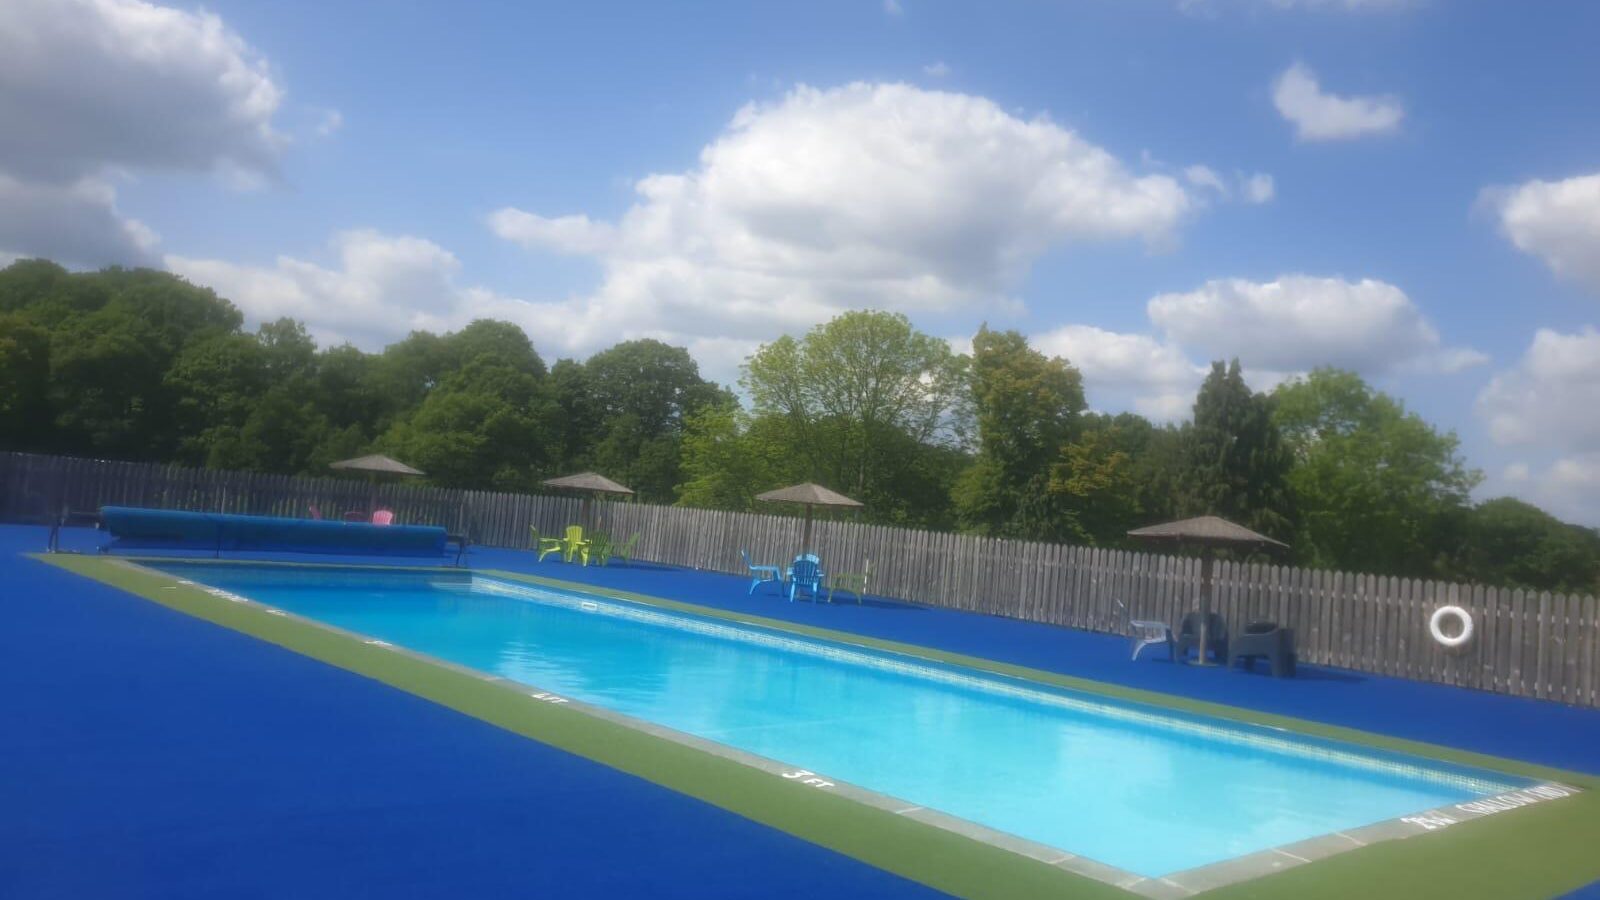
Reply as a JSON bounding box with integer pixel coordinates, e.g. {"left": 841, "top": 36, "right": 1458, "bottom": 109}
{"left": 5, "top": 523, "right": 1600, "bottom": 898}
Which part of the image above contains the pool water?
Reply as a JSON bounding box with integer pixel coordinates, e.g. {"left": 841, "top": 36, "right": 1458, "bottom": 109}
{"left": 154, "top": 563, "right": 1527, "bottom": 877}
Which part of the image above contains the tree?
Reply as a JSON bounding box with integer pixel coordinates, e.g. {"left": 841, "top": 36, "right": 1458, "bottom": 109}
{"left": 381, "top": 357, "right": 553, "bottom": 491}
{"left": 575, "top": 339, "right": 728, "bottom": 501}
{"left": 954, "top": 326, "right": 1085, "bottom": 538}
{"left": 583, "top": 339, "right": 725, "bottom": 437}
{"left": 1273, "top": 368, "right": 1479, "bottom": 574}
{"left": 1440, "top": 498, "right": 1600, "bottom": 594}
{"left": 675, "top": 403, "right": 796, "bottom": 511}
{"left": 1048, "top": 419, "right": 1143, "bottom": 545}
{"left": 164, "top": 332, "right": 270, "bottom": 464}
{"left": 743, "top": 310, "right": 964, "bottom": 523}
{"left": 1182, "top": 360, "right": 1294, "bottom": 539}
{"left": 0, "top": 313, "right": 52, "bottom": 447}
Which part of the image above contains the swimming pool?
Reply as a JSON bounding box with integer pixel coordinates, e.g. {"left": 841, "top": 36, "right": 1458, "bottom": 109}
{"left": 150, "top": 562, "right": 1556, "bottom": 884}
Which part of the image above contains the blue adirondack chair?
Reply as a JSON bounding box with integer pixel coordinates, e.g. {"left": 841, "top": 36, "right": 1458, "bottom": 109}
{"left": 788, "top": 555, "right": 825, "bottom": 603}
{"left": 742, "top": 549, "right": 783, "bottom": 596}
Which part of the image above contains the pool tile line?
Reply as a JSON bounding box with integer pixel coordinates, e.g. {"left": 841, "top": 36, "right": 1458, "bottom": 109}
{"left": 103, "top": 559, "right": 1585, "bottom": 899}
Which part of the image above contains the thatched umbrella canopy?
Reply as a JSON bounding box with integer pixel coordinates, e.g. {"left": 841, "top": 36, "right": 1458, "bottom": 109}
{"left": 756, "top": 482, "right": 863, "bottom": 560}
{"left": 542, "top": 472, "right": 634, "bottom": 532}
{"left": 329, "top": 454, "right": 425, "bottom": 513}
{"left": 1128, "top": 516, "right": 1289, "bottom": 666}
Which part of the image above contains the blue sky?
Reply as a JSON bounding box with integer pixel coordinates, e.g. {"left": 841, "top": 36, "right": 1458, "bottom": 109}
{"left": 3, "top": 0, "right": 1599, "bottom": 523}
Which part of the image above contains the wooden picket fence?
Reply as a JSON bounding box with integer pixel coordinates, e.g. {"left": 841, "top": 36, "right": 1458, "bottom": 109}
{"left": 2, "top": 450, "right": 1596, "bottom": 708}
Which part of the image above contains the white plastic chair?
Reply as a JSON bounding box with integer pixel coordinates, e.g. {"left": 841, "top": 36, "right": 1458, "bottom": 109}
{"left": 1116, "top": 600, "right": 1173, "bottom": 661}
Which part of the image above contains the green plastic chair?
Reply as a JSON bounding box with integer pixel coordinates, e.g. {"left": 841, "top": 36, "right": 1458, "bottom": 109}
{"left": 829, "top": 559, "right": 871, "bottom": 605}
{"left": 585, "top": 532, "right": 613, "bottom": 566}
{"left": 612, "top": 532, "right": 640, "bottom": 566}
{"left": 560, "top": 525, "right": 589, "bottom": 564}
{"left": 534, "top": 526, "right": 567, "bottom": 562}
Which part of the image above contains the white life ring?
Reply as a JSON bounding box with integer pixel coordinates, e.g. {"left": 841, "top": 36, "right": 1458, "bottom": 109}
{"left": 1429, "top": 605, "right": 1474, "bottom": 648}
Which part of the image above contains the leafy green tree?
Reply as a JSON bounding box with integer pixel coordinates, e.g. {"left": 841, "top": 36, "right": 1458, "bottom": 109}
{"left": 0, "top": 313, "right": 52, "bottom": 447}
{"left": 1049, "top": 420, "right": 1143, "bottom": 544}
{"left": 548, "top": 358, "right": 600, "bottom": 472}
{"left": 583, "top": 339, "right": 725, "bottom": 436}
{"left": 1182, "top": 359, "right": 1294, "bottom": 539}
{"left": 743, "top": 310, "right": 964, "bottom": 523}
{"left": 1273, "top": 368, "right": 1479, "bottom": 574}
{"left": 256, "top": 318, "right": 316, "bottom": 382}
{"left": 1440, "top": 498, "right": 1600, "bottom": 594}
{"left": 381, "top": 358, "right": 553, "bottom": 491}
{"left": 48, "top": 304, "right": 172, "bottom": 458}
{"left": 572, "top": 339, "right": 728, "bottom": 500}
{"left": 675, "top": 404, "right": 796, "bottom": 510}
{"left": 164, "top": 332, "right": 270, "bottom": 463}
{"left": 204, "top": 387, "right": 333, "bottom": 475}
{"left": 308, "top": 344, "right": 383, "bottom": 436}
{"left": 954, "top": 326, "right": 1084, "bottom": 538}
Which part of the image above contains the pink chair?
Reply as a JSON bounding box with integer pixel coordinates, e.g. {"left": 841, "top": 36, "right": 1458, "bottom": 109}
{"left": 308, "top": 505, "right": 323, "bottom": 520}
{"left": 371, "top": 509, "right": 394, "bottom": 526}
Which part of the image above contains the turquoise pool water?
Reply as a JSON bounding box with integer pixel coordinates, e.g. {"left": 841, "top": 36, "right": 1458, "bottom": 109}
{"left": 154, "top": 563, "right": 1526, "bottom": 878}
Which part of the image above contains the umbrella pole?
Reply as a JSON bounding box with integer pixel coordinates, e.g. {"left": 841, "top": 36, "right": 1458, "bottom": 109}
{"left": 802, "top": 505, "right": 813, "bottom": 558}
{"left": 582, "top": 496, "right": 593, "bottom": 533}
{"left": 1193, "top": 548, "right": 1216, "bottom": 666}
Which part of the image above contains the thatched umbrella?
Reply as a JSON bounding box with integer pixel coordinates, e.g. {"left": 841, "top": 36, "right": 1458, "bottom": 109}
{"left": 755, "top": 482, "right": 863, "bottom": 561}
{"left": 329, "top": 454, "right": 425, "bottom": 514}
{"left": 1128, "top": 516, "right": 1289, "bottom": 667}
{"left": 541, "top": 472, "right": 634, "bottom": 532}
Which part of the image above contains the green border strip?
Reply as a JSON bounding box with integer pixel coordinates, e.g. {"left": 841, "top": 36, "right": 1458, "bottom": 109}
{"left": 35, "top": 554, "right": 1600, "bottom": 899}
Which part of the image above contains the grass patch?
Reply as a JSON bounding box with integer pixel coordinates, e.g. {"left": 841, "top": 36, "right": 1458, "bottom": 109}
{"left": 39, "top": 554, "right": 1600, "bottom": 898}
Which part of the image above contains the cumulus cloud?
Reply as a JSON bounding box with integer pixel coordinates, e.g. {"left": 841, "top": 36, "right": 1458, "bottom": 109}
{"left": 1485, "top": 172, "right": 1600, "bottom": 295}
{"left": 0, "top": 173, "right": 159, "bottom": 266}
{"left": 1148, "top": 275, "right": 1484, "bottom": 375}
{"left": 923, "top": 61, "right": 951, "bottom": 78}
{"left": 1033, "top": 325, "right": 1204, "bottom": 420}
{"left": 1473, "top": 326, "right": 1600, "bottom": 525}
{"left": 1477, "top": 327, "right": 1600, "bottom": 449}
{"left": 487, "top": 209, "right": 618, "bottom": 256}
{"left": 0, "top": 0, "right": 284, "bottom": 181}
{"left": 490, "top": 82, "right": 1194, "bottom": 360}
{"left": 0, "top": 0, "right": 288, "bottom": 263}
{"left": 1272, "top": 63, "right": 1403, "bottom": 142}
{"left": 166, "top": 231, "right": 552, "bottom": 350}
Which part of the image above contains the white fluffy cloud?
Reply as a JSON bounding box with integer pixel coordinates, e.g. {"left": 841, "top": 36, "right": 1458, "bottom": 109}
{"left": 1475, "top": 327, "right": 1600, "bottom": 525}
{"left": 489, "top": 82, "right": 1195, "bottom": 360}
{"left": 1477, "top": 327, "right": 1600, "bottom": 448}
{"left": 1033, "top": 325, "right": 1204, "bottom": 420}
{"left": 1272, "top": 63, "right": 1403, "bottom": 142}
{"left": 0, "top": 173, "right": 159, "bottom": 267}
{"left": 0, "top": 0, "right": 287, "bottom": 264}
{"left": 487, "top": 209, "right": 618, "bottom": 256}
{"left": 1486, "top": 172, "right": 1600, "bottom": 295}
{"left": 1147, "top": 275, "right": 1483, "bottom": 375}
{"left": 167, "top": 231, "right": 549, "bottom": 350}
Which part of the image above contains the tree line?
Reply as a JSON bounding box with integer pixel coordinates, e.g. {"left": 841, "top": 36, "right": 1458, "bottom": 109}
{"left": 2, "top": 259, "right": 1596, "bottom": 594}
